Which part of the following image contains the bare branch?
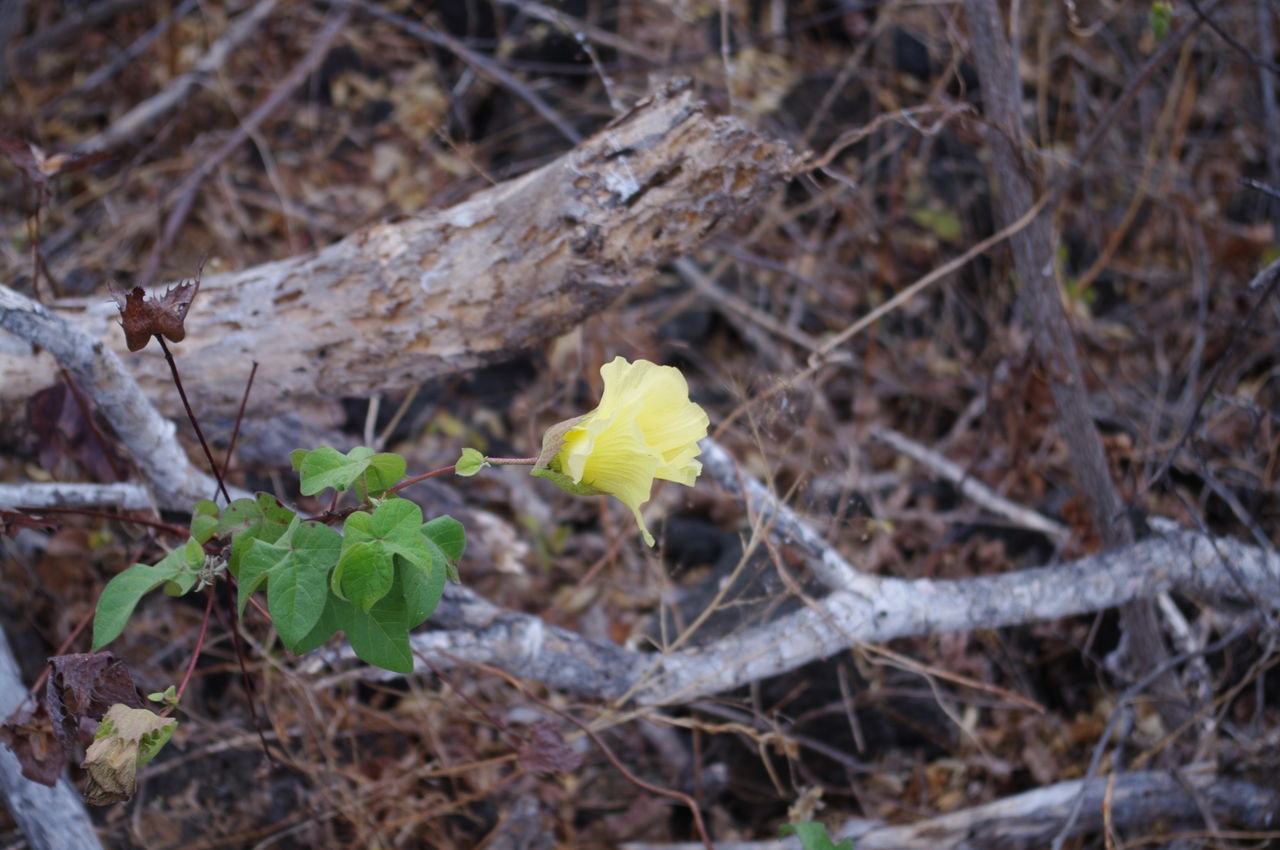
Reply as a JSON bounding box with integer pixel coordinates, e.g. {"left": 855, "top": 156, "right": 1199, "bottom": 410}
{"left": 0, "top": 284, "right": 246, "bottom": 509}
{"left": 0, "top": 82, "right": 797, "bottom": 420}
{"left": 619, "top": 768, "right": 1280, "bottom": 850}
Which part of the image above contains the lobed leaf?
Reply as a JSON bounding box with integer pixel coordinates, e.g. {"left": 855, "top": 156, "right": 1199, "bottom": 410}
{"left": 237, "top": 516, "right": 341, "bottom": 650}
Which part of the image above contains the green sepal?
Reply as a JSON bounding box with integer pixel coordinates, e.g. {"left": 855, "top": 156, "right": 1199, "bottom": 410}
{"left": 532, "top": 414, "right": 588, "bottom": 472}
{"left": 531, "top": 467, "right": 606, "bottom": 497}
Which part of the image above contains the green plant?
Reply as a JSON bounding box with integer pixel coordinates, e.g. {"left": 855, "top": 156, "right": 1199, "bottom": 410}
{"left": 92, "top": 445, "right": 463, "bottom": 675}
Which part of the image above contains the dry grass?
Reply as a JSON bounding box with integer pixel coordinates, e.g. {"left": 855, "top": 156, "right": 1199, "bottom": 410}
{"left": 2, "top": 1, "right": 1278, "bottom": 847}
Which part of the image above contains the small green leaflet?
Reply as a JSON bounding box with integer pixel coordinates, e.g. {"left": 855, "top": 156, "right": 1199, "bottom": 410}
{"left": 778, "top": 823, "right": 854, "bottom": 850}
{"left": 291, "top": 446, "right": 406, "bottom": 497}
{"left": 189, "top": 500, "right": 219, "bottom": 544}
{"left": 455, "top": 447, "right": 487, "bottom": 476}
{"left": 93, "top": 546, "right": 198, "bottom": 649}
{"left": 238, "top": 516, "right": 342, "bottom": 650}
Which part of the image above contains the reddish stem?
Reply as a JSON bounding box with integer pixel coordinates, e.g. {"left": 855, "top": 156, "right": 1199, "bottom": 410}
{"left": 219, "top": 360, "right": 258, "bottom": 492}
{"left": 157, "top": 336, "right": 230, "bottom": 503}
{"left": 15, "top": 505, "right": 187, "bottom": 536}
{"left": 387, "top": 455, "right": 537, "bottom": 495}
{"left": 387, "top": 465, "right": 454, "bottom": 494}
{"left": 162, "top": 588, "right": 215, "bottom": 716}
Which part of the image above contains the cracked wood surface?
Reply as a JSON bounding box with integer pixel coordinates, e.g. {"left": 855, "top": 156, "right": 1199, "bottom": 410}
{"left": 0, "top": 80, "right": 796, "bottom": 419}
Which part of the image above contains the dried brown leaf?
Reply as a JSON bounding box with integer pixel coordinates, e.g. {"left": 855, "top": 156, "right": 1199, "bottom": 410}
{"left": 46, "top": 652, "right": 143, "bottom": 752}
{"left": 0, "top": 700, "right": 65, "bottom": 786}
{"left": 110, "top": 279, "right": 200, "bottom": 352}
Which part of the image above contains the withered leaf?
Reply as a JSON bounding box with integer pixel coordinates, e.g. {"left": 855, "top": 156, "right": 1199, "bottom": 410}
{"left": 0, "top": 700, "right": 65, "bottom": 786}
{"left": 46, "top": 653, "right": 143, "bottom": 752}
{"left": 81, "top": 704, "right": 176, "bottom": 806}
{"left": 0, "top": 137, "right": 110, "bottom": 187}
{"left": 0, "top": 508, "right": 57, "bottom": 538}
{"left": 110, "top": 279, "right": 200, "bottom": 352}
{"left": 516, "top": 722, "right": 582, "bottom": 775}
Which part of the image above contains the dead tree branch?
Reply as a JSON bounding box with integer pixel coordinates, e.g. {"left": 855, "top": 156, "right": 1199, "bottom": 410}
{"left": 0, "top": 284, "right": 245, "bottom": 509}
{"left": 0, "top": 81, "right": 797, "bottom": 423}
{"left": 619, "top": 768, "right": 1280, "bottom": 850}
{"left": 961, "top": 0, "right": 1177, "bottom": 705}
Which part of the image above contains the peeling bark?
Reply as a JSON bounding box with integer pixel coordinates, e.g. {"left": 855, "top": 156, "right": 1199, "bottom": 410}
{"left": 0, "top": 80, "right": 797, "bottom": 420}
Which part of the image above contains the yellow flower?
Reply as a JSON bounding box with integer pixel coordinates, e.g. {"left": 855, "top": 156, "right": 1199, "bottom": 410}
{"left": 535, "top": 357, "right": 709, "bottom": 546}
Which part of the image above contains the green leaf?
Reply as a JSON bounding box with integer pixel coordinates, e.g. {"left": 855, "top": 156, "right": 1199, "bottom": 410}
{"left": 93, "top": 558, "right": 185, "bottom": 649}
{"left": 336, "top": 575, "right": 413, "bottom": 673}
{"left": 530, "top": 467, "right": 606, "bottom": 497}
{"left": 332, "top": 540, "right": 394, "bottom": 611}
{"left": 334, "top": 500, "right": 431, "bottom": 610}
{"left": 422, "top": 515, "right": 465, "bottom": 565}
{"left": 219, "top": 493, "right": 294, "bottom": 577}
{"left": 364, "top": 452, "right": 406, "bottom": 495}
{"left": 401, "top": 540, "right": 447, "bottom": 626}
{"left": 778, "top": 823, "right": 854, "bottom": 850}
{"left": 295, "top": 446, "right": 364, "bottom": 496}
{"left": 238, "top": 516, "right": 341, "bottom": 650}
{"left": 294, "top": 446, "right": 404, "bottom": 497}
{"left": 292, "top": 592, "right": 343, "bottom": 654}
{"left": 190, "top": 500, "right": 219, "bottom": 544}
{"left": 455, "top": 447, "right": 487, "bottom": 477}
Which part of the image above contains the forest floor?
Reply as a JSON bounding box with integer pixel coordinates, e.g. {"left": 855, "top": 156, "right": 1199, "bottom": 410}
{"left": 1, "top": 1, "right": 1279, "bottom": 848}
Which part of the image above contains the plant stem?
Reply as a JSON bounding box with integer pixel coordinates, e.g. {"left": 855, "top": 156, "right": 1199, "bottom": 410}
{"left": 157, "top": 336, "right": 230, "bottom": 503}
{"left": 163, "top": 587, "right": 215, "bottom": 716}
{"left": 387, "top": 455, "right": 537, "bottom": 494}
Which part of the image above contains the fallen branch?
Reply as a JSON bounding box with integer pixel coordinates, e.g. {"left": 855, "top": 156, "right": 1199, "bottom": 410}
{"left": 0, "top": 482, "right": 154, "bottom": 511}
{"left": 309, "top": 526, "right": 1278, "bottom": 706}
{"left": 0, "top": 81, "right": 796, "bottom": 421}
{"left": 617, "top": 768, "right": 1280, "bottom": 850}
{"left": 0, "top": 284, "right": 245, "bottom": 509}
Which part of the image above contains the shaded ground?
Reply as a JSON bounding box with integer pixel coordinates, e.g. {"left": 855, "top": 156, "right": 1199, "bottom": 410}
{"left": 2, "top": 1, "right": 1279, "bottom": 848}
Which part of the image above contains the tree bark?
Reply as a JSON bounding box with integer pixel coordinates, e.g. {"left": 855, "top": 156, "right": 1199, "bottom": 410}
{"left": 0, "top": 80, "right": 797, "bottom": 424}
